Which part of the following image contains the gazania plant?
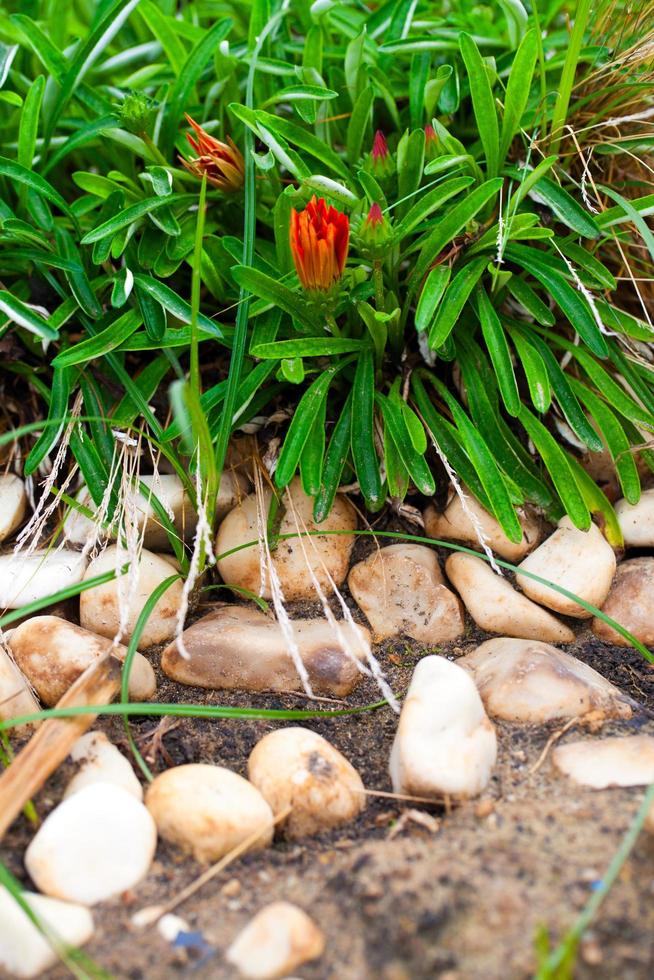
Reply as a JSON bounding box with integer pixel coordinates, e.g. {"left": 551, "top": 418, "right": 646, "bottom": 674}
{"left": 1, "top": 0, "right": 652, "bottom": 554}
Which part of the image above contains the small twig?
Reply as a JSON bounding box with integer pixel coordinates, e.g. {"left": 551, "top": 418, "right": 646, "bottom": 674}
{"left": 529, "top": 717, "right": 578, "bottom": 777}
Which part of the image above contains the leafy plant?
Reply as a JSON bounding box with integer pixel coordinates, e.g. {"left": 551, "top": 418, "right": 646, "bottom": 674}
{"left": 0, "top": 0, "right": 652, "bottom": 549}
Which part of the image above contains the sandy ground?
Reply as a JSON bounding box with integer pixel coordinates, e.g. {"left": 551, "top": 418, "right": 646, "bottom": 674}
{"left": 2, "top": 557, "right": 654, "bottom": 979}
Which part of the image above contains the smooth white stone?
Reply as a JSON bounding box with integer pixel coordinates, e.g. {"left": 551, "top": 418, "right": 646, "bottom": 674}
{"left": 79, "top": 545, "right": 184, "bottom": 649}
{"left": 459, "top": 638, "right": 632, "bottom": 723}
{"left": 65, "top": 732, "right": 142, "bottom": 801}
{"left": 348, "top": 544, "right": 464, "bottom": 643}
{"left": 515, "top": 517, "right": 616, "bottom": 618}
{"left": 25, "top": 783, "right": 157, "bottom": 905}
{"left": 226, "top": 902, "right": 325, "bottom": 980}
{"left": 445, "top": 553, "right": 574, "bottom": 642}
{"left": 615, "top": 489, "right": 654, "bottom": 548}
{"left": 0, "top": 549, "right": 87, "bottom": 609}
{"left": 248, "top": 727, "right": 365, "bottom": 839}
{"left": 553, "top": 735, "right": 654, "bottom": 788}
{"left": 0, "top": 887, "right": 94, "bottom": 979}
{"left": 216, "top": 477, "right": 357, "bottom": 601}
{"left": 0, "top": 475, "right": 27, "bottom": 543}
{"left": 8, "top": 616, "right": 156, "bottom": 705}
{"left": 389, "top": 656, "right": 497, "bottom": 799}
{"left": 145, "top": 764, "right": 273, "bottom": 863}
{"left": 424, "top": 490, "right": 541, "bottom": 561}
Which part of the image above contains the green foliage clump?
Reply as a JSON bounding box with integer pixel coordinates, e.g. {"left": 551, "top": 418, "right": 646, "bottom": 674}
{"left": 0, "top": 0, "right": 652, "bottom": 548}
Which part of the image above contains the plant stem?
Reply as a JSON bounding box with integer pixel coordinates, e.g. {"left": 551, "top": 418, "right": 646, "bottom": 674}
{"left": 373, "top": 260, "right": 385, "bottom": 310}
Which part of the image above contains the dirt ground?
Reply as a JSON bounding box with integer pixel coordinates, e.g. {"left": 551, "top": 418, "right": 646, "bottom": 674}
{"left": 3, "top": 549, "right": 654, "bottom": 979}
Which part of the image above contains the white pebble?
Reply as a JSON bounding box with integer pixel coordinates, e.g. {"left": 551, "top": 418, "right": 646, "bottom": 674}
{"left": 25, "top": 783, "right": 157, "bottom": 905}
{"left": 348, "top": 544, "right": 464, "bottom": 643}
{"left": 65, "top": 731, "right": 142, "bottom": 800}
{"left": 8, "top": 616, "right": 156, "bottom": 705}
{"left": 516, "top": 517, "right": 616, "bottom": 618}
{"left": 615, "top": 488, "right": 654, "bottom": 547}
{"left": 145, "top": 764, "right": 273, "bottom": 863}
{"left": 79, "top": 545, "right": 184, "bottom": 649}
{"left": 389, "top": 656, "right": 497, "bottom": 799}
{"left": 459, "top": 638, "right": 632, "bottom": 723}
{"left": 445, "top": 552, "right": 574, "bottom": 642}
{"left": 0, "top": 549, "right": 87, "bottom": 609}
{"left": 248, "top": 727, "right": 365, "bottom": 839}
{"left": 424, "top": 491, "right": 541, "bottom": 560}
{"left": 226, "top": 901, "right": 325, "bottom": 979}
{"left": 0, "top": 474, "right": 27, "bottom": 543}
{"left": 0, "top": 887, "right": 93, "bottom": 979}
{"left": 553, "top": 735, "right": 654, "bottom": 788}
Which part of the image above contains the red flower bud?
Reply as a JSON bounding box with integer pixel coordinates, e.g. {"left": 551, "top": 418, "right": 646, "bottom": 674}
{"left": 290, "top": 196, "right": 350, "bottom": 292}
{"left": 372, "top": 130, "right": 389, "bottom": 162}
{"left": 368, "top": 130, "right": 394, "bottom": 178}
{"left": 180, "top": 114, "right": 244, "bottom": 192}
{"left": 356, "top": 202, "right": 392, "bottom": 257}
{"left": 424, "top": 124, "right": 439, "bottom": 160}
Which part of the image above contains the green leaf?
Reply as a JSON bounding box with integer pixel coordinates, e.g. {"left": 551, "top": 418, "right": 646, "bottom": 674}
{"left": 231, "top": 266, "right": 314, "bottom": 332}
{"left": 263, "top": 84, "right": 338, "bottom": 106}
{"left": 52, "top": 310, "right": 142, "bottom": 367}
{"left": 80, "top": 194, "right": 194, "bottom": 244}
{"left": 519, "top": 327, "right": 603, "bottom": 450}
{"left": 532, "top": 176, "right": 601, "bottom": 238}
{"left": 507, "top": 245, "right": 609, "bottom": 357}
{"left": 346, "top": 85, "right": 374, "bottom": 165}
{"left": 378, "top": 393, "right": 435, "bottom": 495}
{"left": 506, "top": 275, "right": 555, "bottom": 326}
{"left": 139, "top": 0, "right": 187, "bottom": 76}
{"left": 24, "top": 365, "right": 71, "bottom": 476}
{"left": 160, "top": 18, "right": 233, "bottom": 154}
{"left": 518, "top": 405, "right": 590, "bottom": 529}
{"left": 565, "top": 453, "right": 623, "bottom": 547}
{"left": 411, "top": 179, "right": 503, "bottom": 292}
{"left": 393, "top": 176, "right": 473, "bottom": 242}
{"left": 314, "top": 394, "right": 353, "bottom": 522}
{"left": 500, "top": 29, "right": 537, "bottom": 162}
{"left": 136, "top": 282, "right": 166, "bottom": 341}
{"left": 474, "top": 287, "right": 520, "bottom": 416}
{"left": 571, "top": 379, "right": 641, "bottom": 504}
{"left": 133, "top": 274, "right": 222, "bottom": 337}
{"left": 507, "top": 325, "right": 551, "bottom": 412}
{"left": 45, "top": 0, "right": 143, "bottom": 146}
{"left": 423, "top": 372, "right": 523, "bottom": 539}
{"left": 429, "top": 258, "right": 487, "bottom": 348}
{"left": 352, "top": 351, "right": 383, "bottom": 510}
{"left": 276, "top": 365, "right": 342, "bottom": 488}
{"left": 460, "top": 33, "right": 499, "bottom": 177}
{"left": 415, "top": 265, "right": 451, "bottom": 333}
{"left": 299, "top": 395, "right": 327, "bottom": 496}
{"left": 17, "top": 74, "right": 44, "bottom": 170}
{"left": 0, "top": 291, "right": 58, "bottom": 341}
{"left": 0, "top": 156, "right": 75, "bottom": 222}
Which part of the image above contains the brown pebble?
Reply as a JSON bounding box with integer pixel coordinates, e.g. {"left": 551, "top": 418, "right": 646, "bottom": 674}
{"left": 475, "top": 799, "right": 495, "bottom": 818}
{"left": 221, "top": 878, "right": 241, "bottom": 898}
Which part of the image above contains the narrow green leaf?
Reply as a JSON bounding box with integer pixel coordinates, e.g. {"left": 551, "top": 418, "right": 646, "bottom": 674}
{"left": 474, "top": 287, "right": 521, "bottom": 416}
{"left": 80, "top": 194, "right": 194, "bottom": 244}
{"left": 17, "top": 74, "right": 45, "bottom": 170}
{"left": 429, "top": 258, "right": 487, "bottom": 348}
{"left": 352, "top": 351, "right": 383, "bottom": 509}
{"left": 460, "top": 33, "right": 499, "bottom": 177}
{"left": 276, "top": 366, "right": 341, "bottom": 488}
{"left": 52, "top": 310, "right": 142, "bottom": 367}
{"left": 500, "top": 29, "right": 537, "bottom": 162}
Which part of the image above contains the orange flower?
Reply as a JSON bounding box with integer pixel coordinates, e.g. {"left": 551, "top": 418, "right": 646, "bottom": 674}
{"left": 180, "top": 114, "right": 244, "bottom": 192}
{"left": 290, "top": 196, "right": 349, "bottom": 292}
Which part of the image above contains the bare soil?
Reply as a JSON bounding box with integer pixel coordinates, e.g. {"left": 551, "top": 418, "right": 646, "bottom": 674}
{"left": 2, "top": 558, "right": 654, "bottom": 979}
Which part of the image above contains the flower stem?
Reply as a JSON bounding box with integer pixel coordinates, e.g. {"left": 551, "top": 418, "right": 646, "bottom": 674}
{"left": 373, "top": 260, "right": 385, "bottom": 310}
